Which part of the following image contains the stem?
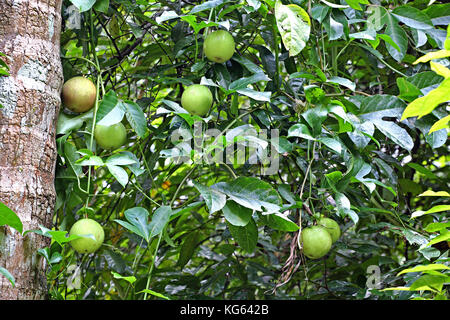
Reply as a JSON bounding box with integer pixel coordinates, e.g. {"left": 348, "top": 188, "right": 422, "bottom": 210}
{"left": 143, "top": 231, "right": 163, "bottom": 300}
{"left": 170, "top": 166, "right": 197, "bottom": 207}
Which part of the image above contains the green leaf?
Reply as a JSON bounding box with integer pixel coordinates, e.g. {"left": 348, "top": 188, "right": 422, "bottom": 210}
{"left": 384, "top": 13, "right": 408, "bottom": 62}
{"left": 396, "top": 78, "right": 422, "bottom": 102}
{"left": 190, "top": 0, "right": 226, "bottom": 14}
{"left": 407, "top": 71, "right": 444, "bottom": 90}
{"left": 222, "top": 200, "right": 253, "bottom": 227}
{"left": 357, "top": 95, "right": 413, "bottom": 151}
{"left": 64, "top": 142, "right": 83, "bottom": 177}
{"left": 123, "top": 100, "right": 148, "bottom": 138}
{"left": 302, "top": 106, "right": 328, "bottom": 137}
{"left": 212, "top": 177, "right": 282, "bottom": 213}
{"left": 177, "top": 231, "right": 201, "bottom": 268}
{"left": 0, "top": 267, "right": 15, "bottom": 287}
{"left": 327, "top": 76, "right": 356, "bottom": 91}
{"left": 69, "top": 0, "right": 96, "bottom": 12}
{"left": 193, "top": 181, "right": 226, "bottom": 214}
{"left": 412, "top": 205, "right": 450, "bottom": 218}
{"left": 344, "top": 0, "right": 369, "bottom": 11}
{"left": 275, "top": 1, "right": 311, "bottom": 56}
{"left": 430, "top": 61, "right": 450, "bottom": 79}
{"left": 32, "top": 226, "right": 87, "bottom": 246}
{"left": 76, "top": 155, "right": 104, "bottom": 166}
{"left": 236, "top": 88, "right": 271, "bottom": 102}
{"left": 425, "top": 222, "right": 450, "bottom": 232}
{"left": 311, "top": 5, "right": 329, "bottom": 23}
{"left": 96, "top": 91, "right": 125, "bottom": 126}
{"left": 427, "top": 233, "right": 450, "bottom": 247}
{"left": 335, "top": 192, "right": 359, "bottom": 224}
{"left": 228, "top": 73, "right": 270, "bottom": 91}
{"left": 319, "top": 137, "right": 343, "bottom": 154}
{"left": 93, "top": 0, "right": 109, "bottom": 13}
{"left": 288, "top": 123, "right": 315, "bottom": 140}
{"left": 0, "top": 201, "right": 23, "bottom": 234}
{"left": 324, "top": 13, "right": 344, "bottom": 41}
{"left": 402, "top": 78, "right": 450, "bottom": 120}
{"left": 413, "top": 50, "right": 450, "bottom": 64}
{"left": 227, "top": 218, "right": 258, "bottom": 253}
{"left": 105, "top": 152, "right": 138, "bottom": 166}
{"left": 56, "top": 110, "right": 93, "bottom": 135}
{"left": 392, "top": 6, "right": 434, "bottom": 30}
{"left": 261, "top": 213, "right": 299, "bottom": 232}
{"left": 406, "top": 163, "right": 439, "bottom": 180}
{"left": 180, "top": 15, "right": 218, "bottom": 34}
{"left": 115, "top": 207, "right": 150, "bottom": 242}
{"left": 418, "top": 190, "right": 450, "bottom": 197}
{"left": 410, "top": 274, "right": 448, "bottom": 292}
{"left": 148, "top": 205, "right": 172, "bottom": 238}
{"left": 106, "top": 164, "right": 128, "bottom": 187}
{"left": 137, "top": 289, "right": 170, "bottom": 300}
{"left": 155, "top": 11, "right": 179, "bottom": 24}
{"left": 429, "top": 114, "right": 450, "bottom": 134}
{"left": 111, "top": 271, "right": 136, "bottom": 284}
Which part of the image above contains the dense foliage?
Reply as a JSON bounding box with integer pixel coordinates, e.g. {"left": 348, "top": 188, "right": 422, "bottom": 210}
{"left": 1, "top": 0, "right": 449, "bottom": 300}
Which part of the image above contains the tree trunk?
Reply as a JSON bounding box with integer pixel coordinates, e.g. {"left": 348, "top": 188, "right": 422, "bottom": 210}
{"left": 0, "top": 0, "right": 62, "bottom": 299}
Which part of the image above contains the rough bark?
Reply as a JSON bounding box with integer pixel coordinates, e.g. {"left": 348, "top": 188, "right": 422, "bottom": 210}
{"left": 0, "top": 0, "right": 63, "bottom": 299}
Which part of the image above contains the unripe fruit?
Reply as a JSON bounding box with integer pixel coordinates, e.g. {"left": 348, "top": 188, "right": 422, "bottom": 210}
{"left": 300, "top": 226, "right": 332, "bottom": 259}
{"left": 203, "top": 30, "right": 235, "bottom": 63}
{"left": 181, "top": 84, "right": 213, "bottom": 116}
{"left": 317, "top": 217, "right": 341, "bottom": 243}
{"left": 62, "top": 76, "right": 97, "bottom": 113}
{"left": 69, "top": 218, "right": 105, "bottom": 254}
{"left": 94, "top": 122, "right": 127, "bottom": 150}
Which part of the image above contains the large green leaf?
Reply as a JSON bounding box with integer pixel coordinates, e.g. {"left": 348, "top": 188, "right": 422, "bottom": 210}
{"left": 95, "top": 90, "right": 124, "bottom": 126}
{"left": 357, "top": 95, "right": 413, "bottom": 151}
{"left": 123, "top": 101, "right": 148, "bottom": 138}
{"left": 193, "top": 181, "right": 226, "bottom": 214}
{"left": 177, "top": 231, "right": 201, "bottom": 268}
{"left": 106, "top": 164, "right": 128, "bottom": 187}
{"left": 384, "top": 13, "right": 408, "bottom": 62}
{"left": 148, "top": 206, "right": 172, "bottom": 238}
{"left": 392, "top": 6, "right": 434, "bottom": 30}
{"left": 212, "top": 177, "right": 282, "bottom": 213}
{"left": 222, "top": 200, "right": 253, "bottom": 226}
{"left": 261, "top": 213, "right": 299, "bottom": 232}
{"left": 227, "top": 218, "right": 258, "bottom": 253}
{"left": 401, "top": 77, "right": 450, "bottom": 120}
{"left": 398, "top": 264, "right": 450, "bottom": 276}
{"left": 274, "top": 0, "right": 311, "bottom": 56}
{"left": 115, "top": 207, "right": 151, "bottom": 242}
{"left": 56, "top": 110, "right": 93, "bottom": 135}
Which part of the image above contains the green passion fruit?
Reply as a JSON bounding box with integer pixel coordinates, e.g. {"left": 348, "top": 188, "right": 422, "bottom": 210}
{"left": 69, "top": 218, "right": 105, "bottom": 254}
{"left": 181, "top": 84, "right": 213, "bottom": 116}
{"left": 317, "top": 217, "right": 341, "bottom": 243}
{"left": 203, "top": 30, "right": 235, "bottom": 63}
{"left": 94, "top": 122, "right": 127, "bottom": 150}
{"left": 300, "top": 226, "right": 332, "bottom": 259}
